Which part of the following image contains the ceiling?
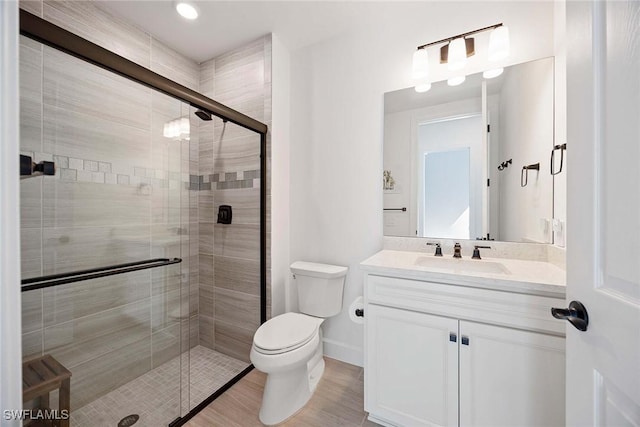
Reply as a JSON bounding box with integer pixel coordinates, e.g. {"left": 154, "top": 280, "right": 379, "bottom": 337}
{"left": 97, "top": 0, "right": 398, "bottom": 63}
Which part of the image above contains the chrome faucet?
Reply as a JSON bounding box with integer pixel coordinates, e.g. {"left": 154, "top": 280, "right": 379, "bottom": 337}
{"left": 426, "top": 242, "right": 442, "bottom": 256}
{"left": 453, "top": 243, "right": 462, "bottom": 258}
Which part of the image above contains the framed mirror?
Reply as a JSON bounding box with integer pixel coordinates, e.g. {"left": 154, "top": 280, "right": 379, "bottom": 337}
{"left": 383, "top": 57, "right": 557, "bottom": 243}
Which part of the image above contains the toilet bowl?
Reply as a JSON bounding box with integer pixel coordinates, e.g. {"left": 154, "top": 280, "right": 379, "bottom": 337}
{"left": 250, "top": 312, "right": 325, "bottom": 425}
{"left": 250, "top": 262, "right": 348, "bottom": 425}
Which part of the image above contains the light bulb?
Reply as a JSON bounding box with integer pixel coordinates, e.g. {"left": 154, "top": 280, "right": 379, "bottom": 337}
{"left": 415, "top": 82, "right": 432, "bottom": 93}
{"left": 447, "top": 75, "right": 466, "bottom": 86}
{"left": 448, "top": 38, "right": 467, "bottom": 71}
{"left": 483, "top": 68, "right": 504, "bottom": 79}
{"left": 488, "top": 26, "right": 510, "bottom": 61}
{"left": 176, "top": 2, "right": 199, "bottom": 20}
{"left": 412, "top": 48, "right": 429, "bottom": 80}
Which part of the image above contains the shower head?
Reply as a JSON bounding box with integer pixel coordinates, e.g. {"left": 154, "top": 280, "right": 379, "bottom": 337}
{"left": 195, "top": 109, "right": 212, "bottom": 121}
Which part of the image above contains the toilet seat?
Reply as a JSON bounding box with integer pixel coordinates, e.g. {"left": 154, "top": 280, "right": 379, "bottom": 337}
{"left": 254, "top": 313, "right": 324, "bottom": 355}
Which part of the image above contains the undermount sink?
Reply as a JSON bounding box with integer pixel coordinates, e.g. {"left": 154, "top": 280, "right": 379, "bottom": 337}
{"left": 414, "top": 256, "right": 511, "bottom": 275}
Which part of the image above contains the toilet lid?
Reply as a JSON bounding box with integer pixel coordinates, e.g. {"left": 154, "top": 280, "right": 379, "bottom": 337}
{"left": 254, "top": 312, "right": 323, "bottom": 353}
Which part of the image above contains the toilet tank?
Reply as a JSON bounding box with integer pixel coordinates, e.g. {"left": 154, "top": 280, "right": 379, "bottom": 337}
{"left": 291, "top": 261, "right": 348, "bottom": 318}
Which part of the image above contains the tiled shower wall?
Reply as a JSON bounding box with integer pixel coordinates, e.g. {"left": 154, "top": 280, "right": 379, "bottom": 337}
{"left": 198, "top": 36, "right": 273, "bottom": 360}
{"left": 19, "top": 0, "right": 200, "bottom": 409}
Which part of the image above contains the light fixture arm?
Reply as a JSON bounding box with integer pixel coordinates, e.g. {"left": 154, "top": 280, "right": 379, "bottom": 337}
{"left": 416, "top": 23, "right": 503, "bottom": 50}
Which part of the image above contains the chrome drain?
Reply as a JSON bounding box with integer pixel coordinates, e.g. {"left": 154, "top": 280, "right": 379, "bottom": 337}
{"left": 117, "top": 414, "right": 139, "bottom": 427}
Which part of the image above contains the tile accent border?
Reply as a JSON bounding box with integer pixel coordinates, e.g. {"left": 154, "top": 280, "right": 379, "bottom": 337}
{"left": 199, "top": 170, "right": 259, "bottom": 191}
{"left": 23, "top": 151, "right": 258, "bottom": 192}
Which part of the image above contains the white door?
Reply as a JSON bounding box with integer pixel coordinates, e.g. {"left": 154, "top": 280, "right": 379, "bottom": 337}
{"left": 458, "top": 321, "right": 565, "bottom": 427}
{"left": 565, "top": 1, "right": 640, "bottom": 425}
{"left": 366, "top": 304, "right": 458, "bottom": 427}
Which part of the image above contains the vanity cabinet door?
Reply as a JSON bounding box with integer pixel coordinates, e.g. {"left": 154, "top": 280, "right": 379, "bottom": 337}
{"left": 458, "top": 321, "right": 565, "bottom": 427}
{"left": 366, "top": 304, "right": 458, "bottom": 427}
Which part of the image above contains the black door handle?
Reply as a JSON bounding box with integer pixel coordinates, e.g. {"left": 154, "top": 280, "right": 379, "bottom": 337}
{"left": 551, "top": 300, "right": 589, "bottom": 331}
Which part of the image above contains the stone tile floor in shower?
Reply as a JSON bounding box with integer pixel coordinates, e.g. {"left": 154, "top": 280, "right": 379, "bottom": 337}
{"left": 69, "top": 346, "right": 248, "bottom": 427}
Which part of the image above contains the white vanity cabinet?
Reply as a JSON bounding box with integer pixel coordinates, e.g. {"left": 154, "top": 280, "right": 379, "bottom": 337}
{"left": 457, "top": 321, "right": 564, "bottom": 427}
{"left": 367, "top": 304, "right": 459, "bottom": 427}
{"left": 363, "top": 272, "right": 566, "bottom": 427}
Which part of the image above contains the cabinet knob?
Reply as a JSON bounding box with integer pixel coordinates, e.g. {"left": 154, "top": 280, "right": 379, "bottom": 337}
{"left": 449, "top": 333, "right": 457, "bottom": 343}
{"left": 461, "top": 336, "right": 470, "bottom": 346}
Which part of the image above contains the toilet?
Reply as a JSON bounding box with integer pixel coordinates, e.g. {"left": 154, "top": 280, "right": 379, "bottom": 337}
{"left": 250, "top": 261, "right": 348, "bottom": 425}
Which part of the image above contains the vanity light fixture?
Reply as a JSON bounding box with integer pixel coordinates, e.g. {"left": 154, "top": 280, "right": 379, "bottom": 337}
{"left": 175, "top": 2, "right": 199, "bottom": 20}
{"left": 447, "top": 37, "right": 468, "bottom": 71}
{"left": 483, "top": 68, "right": 504, "bottom": 79}
{"left": 488, "top": 26, "right": 510, "bottom": 61}
{"left": 412, "top": 23, "right": 509, "bottom": 91}
{"left": 412, "top": 48, "right": 431, "bottom": 92}
{"left": 447, "top": 76, "right": 466, "bottom": 86}
{"left": 415, "top": 82, "right": 432, "bottom": 93}
{"left": 412, "top": 48, "right": 429, "bottom": 79}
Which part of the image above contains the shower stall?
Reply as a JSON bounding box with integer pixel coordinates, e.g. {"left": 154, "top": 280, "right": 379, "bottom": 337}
{"left": 19, "top": 9, "right": 266, "bottom": 427}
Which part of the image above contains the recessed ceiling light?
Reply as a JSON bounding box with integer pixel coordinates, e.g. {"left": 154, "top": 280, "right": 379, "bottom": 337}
{"left": 176, "top": 2, "right": 199, "bottom": 20}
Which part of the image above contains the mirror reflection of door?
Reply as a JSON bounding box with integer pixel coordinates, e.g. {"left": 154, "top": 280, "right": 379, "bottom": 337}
{"left": 418, "top": 115, "right": 482, "bottom": 239}
{"left": 423, "top": 149, "right": 470, "bottom": 238}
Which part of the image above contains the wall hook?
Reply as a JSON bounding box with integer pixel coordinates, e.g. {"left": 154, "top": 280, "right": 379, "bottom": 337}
{"left": 551, "top": 143, "right": 567, "bottom": 175}
{"left": 521, "top": 163, "right": 540, "bottom": 187}
{"left": 497, "top": 158, "right": 512, "bottom": 171}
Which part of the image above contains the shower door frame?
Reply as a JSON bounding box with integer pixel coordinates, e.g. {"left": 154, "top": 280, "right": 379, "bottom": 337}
{"left": 19, "top": 9, "right": 268, "bottom": 427}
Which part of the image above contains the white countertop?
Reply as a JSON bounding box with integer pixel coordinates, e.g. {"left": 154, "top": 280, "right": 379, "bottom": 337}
{"left": 360, "top": 250, "right": 566, "bottom": 298}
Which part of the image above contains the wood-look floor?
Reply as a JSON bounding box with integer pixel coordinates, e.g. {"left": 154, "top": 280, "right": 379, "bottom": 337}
{"left": 185, "top": 357, "right": 379, "bottom": 426}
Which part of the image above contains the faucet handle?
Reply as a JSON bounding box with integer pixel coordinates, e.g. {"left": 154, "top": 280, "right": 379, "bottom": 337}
{"left": 426, "top": 242, "right": 443, "bottom": 256}
{"left": 472, "top": 245, "right": 492, "bottom": 260}
{"left": 453, "top": 242, "right": 462, "bottom": 258}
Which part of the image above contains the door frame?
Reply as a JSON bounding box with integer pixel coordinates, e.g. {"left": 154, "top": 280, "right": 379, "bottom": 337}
{"left": 0, "top": 0, "right": 24, "bottom": 422}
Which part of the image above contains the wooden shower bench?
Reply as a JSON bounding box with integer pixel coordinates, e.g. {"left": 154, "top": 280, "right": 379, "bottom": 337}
{"left": 22, "top": 354, "right": 71, "bottom": 427}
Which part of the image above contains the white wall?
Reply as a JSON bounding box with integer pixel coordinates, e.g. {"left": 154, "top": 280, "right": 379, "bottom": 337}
{"left": 0, "top": 1, "right": 23, "bottom": 423}
{"left": 270, "top": 34, "right": 291, "bottom": 316}
{"left": 288, "top": 1, "right": 555, "bottom": 366}
{"left": 383, "top": 112, "right": 412, "bottom": 236}
{"left": 497, "top": 59, "right": 554, "bottom": 243}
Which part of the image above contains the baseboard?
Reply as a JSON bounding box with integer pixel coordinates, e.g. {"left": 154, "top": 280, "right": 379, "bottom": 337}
{"left": 322, "top": 338, "right": 363, "bottom": 367}
{"left": 368, "top": 414, "right": 399, "bottom": 427}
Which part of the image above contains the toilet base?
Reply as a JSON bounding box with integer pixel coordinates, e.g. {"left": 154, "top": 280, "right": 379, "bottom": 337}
{"left": 258, "top": 334, "right": 325, "bottom": 425}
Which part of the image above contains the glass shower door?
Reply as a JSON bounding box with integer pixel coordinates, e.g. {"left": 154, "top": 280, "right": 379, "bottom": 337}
{"left": 19, "top": 35, "right": 190, "bottom": 426}
{"left": 186, "top": 107, "right": 261, "bottom": 410}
